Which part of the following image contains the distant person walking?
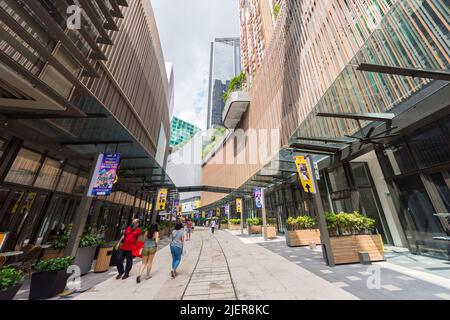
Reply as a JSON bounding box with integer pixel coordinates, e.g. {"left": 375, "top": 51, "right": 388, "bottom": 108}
{"left": 186, "top": 219, "right": 193, "bottom": 241}
{"left": 170, "top": 223, "right": 185, "bottom": 278}
{"left": 137, "top": 223, "right": 159, "bottom": 283}
{"left": 116, "top": 219, "right": 141, "bottom": 280}
{"left": 211, "top": 219, "right": 216, "bottom": 234}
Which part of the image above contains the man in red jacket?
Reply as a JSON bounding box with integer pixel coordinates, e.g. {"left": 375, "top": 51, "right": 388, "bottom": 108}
{"left": 115, "top": 219, "right": 141, "bottom": 280}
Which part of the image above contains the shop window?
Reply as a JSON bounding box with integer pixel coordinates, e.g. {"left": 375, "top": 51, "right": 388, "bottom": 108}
{"left": 5, "top": 148, "right": 42, "bottom": 186}
{"left": 73, "top": 172, "right": 88, "bottom": 194}
{"left": 328, "top": 166, "right": 348, "bottom": 191}
{"left": 382, "top": 142, "right": 417, "bottom": 175}
{"left": 34, "top": 157, "right": 62, "bottom": 190}
{"left": 56, "top": 166, "right": 78, "bottom": 193}
{"left": 350, "top": 162, "right": 371, "bottom": 187}
{"left": 430, "top": 173, "right": 450, "bottom": 212}
{"left": 408, "top": 125, "right": 450, "bottom": 169}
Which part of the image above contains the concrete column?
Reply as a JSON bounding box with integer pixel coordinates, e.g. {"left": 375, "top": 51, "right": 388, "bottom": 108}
{"left": 64, "top": 153, "right": 101, "bottom": 257}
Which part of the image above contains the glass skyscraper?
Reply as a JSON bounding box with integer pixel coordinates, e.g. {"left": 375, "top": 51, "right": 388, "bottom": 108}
{"left": 169, "top": 117, "right": 201, "bottom": 150}
{"left": 207, "top": 38, "right": 241, "bottom": 129}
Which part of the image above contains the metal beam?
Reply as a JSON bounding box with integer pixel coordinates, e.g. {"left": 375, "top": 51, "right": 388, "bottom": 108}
{"left": 357, "top": 63, "right": 450, "bottom": 82}
{"left": 60, "top": 140, "right": 134, "bottom": 146}
{"left": 3, "top": 113, "right": 107, "bottom": 120}
{"left": 289, "top": 143, "right": 341, "bottom": 154}
{"left": 295, "top": 136, "right": 355, "bottom": 145}
{"left": 316, "top": 112, "right": 395, "bottom": 122}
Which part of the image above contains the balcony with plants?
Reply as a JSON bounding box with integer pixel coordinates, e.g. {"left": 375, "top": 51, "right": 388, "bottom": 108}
{"left": 222, "top": 72, "right": 250, "bottom": 129}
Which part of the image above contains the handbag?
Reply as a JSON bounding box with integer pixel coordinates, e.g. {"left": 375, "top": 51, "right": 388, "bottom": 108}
{"left": 132, "top": 240, "right": 145, "bottom": 258}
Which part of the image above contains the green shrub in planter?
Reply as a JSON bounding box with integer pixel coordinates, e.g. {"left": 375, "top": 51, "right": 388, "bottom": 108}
{"left": 0, "top": 267, "right": 24, "bottom": 300}
{"left": 286, "top": 216, "right": 317, "bottom": 231}
{"left": 325, "top": 211, "right": 377, "bottom": 236}
{"left": 229, "top": 218, "right": 241, "bottom": 225}
{"left": 35, "top": 256, "right": 75, "bottom": 273}
{"left": 246, "top": 217, "right": 262, "bottom": 226}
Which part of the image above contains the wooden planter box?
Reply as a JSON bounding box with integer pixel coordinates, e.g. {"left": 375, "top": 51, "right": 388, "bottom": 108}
{"left": 220, "top": 224, "right": 228, "bottom": 229}
{"left": 265, "top": 226, "right": 277, "bottom": 239}
{"left": 248, "top": 225, "right": 262, "bottom": 234}
{"left": 285, "top": 229, "right": 321, "bottom": 247}
{"left": 330, "top": 234, "right": 384, "bottom": 265}
{"left": 41, "top": 248, "right": 64, "bottom": 261}
{"left": 228, "top": 224, "right": 241, "bottom": 230}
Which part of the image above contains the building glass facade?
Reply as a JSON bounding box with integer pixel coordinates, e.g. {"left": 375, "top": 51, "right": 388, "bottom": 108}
{"left": 169, "top": 117, "right": 201, "bottom": 150}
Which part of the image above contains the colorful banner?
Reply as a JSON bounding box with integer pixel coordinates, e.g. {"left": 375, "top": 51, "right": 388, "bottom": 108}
{"left": 216, "top": 208, "right": 221, "bottom": 216}
{"left": 156, "top": 188, "right": 168, "bottom": 210}
{"left": 177, "top": 204, "right": 182, "bottom": 215}
{"left": 254, "top": 188, "right": 263, "bottom": 209}
{"left": 195, "top": 200, "right": 201, "bottom": 209}
{"left": 90, "top": 153, "right": 121, "bottom": 196}
{"left": 294, "top": 156, "right": 316, "bottom": 194}
{"left": 236, "top": 198, "right": 242, "bottom": 213}
{"left": 225, "top": 204, "right": 230, "bottom": 216}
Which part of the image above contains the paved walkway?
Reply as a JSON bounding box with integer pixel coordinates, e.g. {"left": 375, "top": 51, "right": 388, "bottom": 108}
{"left": 73, "top": 228, "right": 356, "bottom": 300}
{"left": 61, "top": 228, "right": 450, "bottom": 300}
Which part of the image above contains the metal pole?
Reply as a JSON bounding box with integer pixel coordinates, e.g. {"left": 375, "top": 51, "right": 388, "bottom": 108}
{"left": 261, "top": 188, "right": 268, "bottom": 241}
{"left": 240, "top": 201, "right": 244, "bottom": 236}
{"left": 310, "top": 174, "right": 335, "bottom": 267}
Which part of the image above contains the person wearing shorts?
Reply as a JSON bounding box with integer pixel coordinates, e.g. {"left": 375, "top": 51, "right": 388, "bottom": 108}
{"left": 137, "top": 223, "right": 159, "bottom": 283}
{"left": 186, "top": 219, "right": 193, "bottom": 240}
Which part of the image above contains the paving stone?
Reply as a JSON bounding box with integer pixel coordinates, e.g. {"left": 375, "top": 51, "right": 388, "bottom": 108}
{"left": 433, "top": 293, "right": 450, "bottom": 300}
{"left": 381, "top": 284, "right": 402, "bottom": 291}
{"left": 346, "top": 276, "right": 362, "bottom": 281}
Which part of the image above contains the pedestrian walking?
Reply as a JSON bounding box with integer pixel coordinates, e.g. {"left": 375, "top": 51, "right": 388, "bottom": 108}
{"left": 211, "top": 219, "right": 216, "bottom": 234}
{"left": 136, "top": 223, "right": 159, "bottom": 283}
{"left": 186, "top": 218, "right": 193, "bottom": 241}
{"left": 170, "top": 223, "right": 185, "bottom": 278}
{"left": 115, "top": 219, "right": 141, "bottom": 280}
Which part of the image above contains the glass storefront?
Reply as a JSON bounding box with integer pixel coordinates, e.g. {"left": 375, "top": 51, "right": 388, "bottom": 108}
{"left": 377, "top": 115, "right": 450, "bottom": 259}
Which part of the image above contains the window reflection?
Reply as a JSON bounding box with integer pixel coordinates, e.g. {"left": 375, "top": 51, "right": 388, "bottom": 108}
{"left": 34, "top": 157, "right": 61, "bottom": 190}
{"left": 5, "top": 148, "right": 42, "bottom": 186}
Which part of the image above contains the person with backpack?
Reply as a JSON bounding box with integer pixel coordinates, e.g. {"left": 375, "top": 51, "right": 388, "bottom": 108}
{"left": 170, "top": 223, "right": 185, "bottom": 278}
{"left": 115, "top": 219, "right": 141, "bottom": 280}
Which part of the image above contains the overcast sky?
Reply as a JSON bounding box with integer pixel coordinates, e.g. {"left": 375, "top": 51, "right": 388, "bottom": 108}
{"left": 151, "top": 0, "right": 240, "bottom": 130}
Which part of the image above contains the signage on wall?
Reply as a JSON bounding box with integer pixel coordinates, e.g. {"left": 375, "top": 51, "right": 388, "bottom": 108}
{"left": 236, "top": 198, "right": 243, "bottom": 213}
{"left": 156, "top": 188, "right": 168, "bottom": 210}
{"left": 254, "top": 188, "right": 263, "bottom": 209}
{"left": 294, "top": 155, "right": 316, "bottom": 194}
{"left": 89, "top": 153, "right": 121, "bottom": 196}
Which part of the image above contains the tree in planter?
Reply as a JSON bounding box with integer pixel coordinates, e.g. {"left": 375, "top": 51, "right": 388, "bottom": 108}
{"left": 325, "top": 211, "right": 377, "bottom": 236}
{"left": 34, "top": 256, "right": 75, "bottom": 273}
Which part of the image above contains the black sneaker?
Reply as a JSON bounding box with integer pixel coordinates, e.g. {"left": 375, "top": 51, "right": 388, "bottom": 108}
{"left": 136, "top": 276, "right": 141, "bottom": 283}
{"left": 116, "top": 273, "right": 123, "bottom": 280}
{"left": 122, "top": 274, "right": 129, "bottom": 280}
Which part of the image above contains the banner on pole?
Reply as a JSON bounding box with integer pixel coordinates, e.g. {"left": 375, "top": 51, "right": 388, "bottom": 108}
{"left": 156, "top": 188, "right": 168, "bottom": 210}
{"left": 254, "top": 187, "right": 263, "bottom": 209}
{"left": 236, "top": 198, "right": 242, "bottom": 213}
{"left": 294, "top": 155, "right": 316, "bottom": 194}
{"left": 89, "top": 153, "right": 121, "bottom": 196}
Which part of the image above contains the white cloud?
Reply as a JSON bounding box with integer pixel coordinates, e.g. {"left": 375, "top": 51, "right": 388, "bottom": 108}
{"left": 151, "top": 0, "right": 240, "bottom": 130}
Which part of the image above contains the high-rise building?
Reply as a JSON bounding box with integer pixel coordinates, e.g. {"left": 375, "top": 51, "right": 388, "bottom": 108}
{"left": 0, "top": 0, "right": 174, "bottom": 251}
{"left": 202, "top": 0, "right": 450, "bottom": 261}
{"left": 207, "top": 38, "right": 241, "bottom": 129}
{"left": 169, "top": 117, "right": 201, "bottom": 150}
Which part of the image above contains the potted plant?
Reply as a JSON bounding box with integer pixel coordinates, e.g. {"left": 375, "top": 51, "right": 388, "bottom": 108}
{"left": 220, "top": 219, "right": 229, "bottom": 229}
{"left": 0, "top": 266, "right": 24, "bottom": 300}
{"left": 29, "top": 256, "right": 74, "bottom": 300}
{"left": 247, "top": 217, "right": 263, "bottom": 234}
{"left": 41, "top": 225, "right": 72, "bottom": 261}
{"left": 326, "top": 211, "right": 384, "bottom": 264}
{"left": 228, "top": 218, "right": 241, "bottom": 230}
{"left": 73, "top": 232, "right": 102, "bottom": 275}
{"left": 285, "top": 215, "right": 321, "bottom": 247}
